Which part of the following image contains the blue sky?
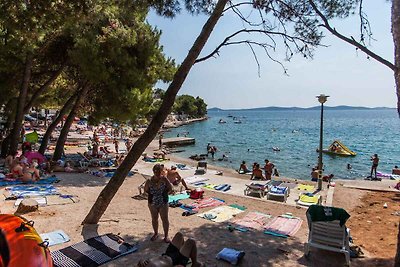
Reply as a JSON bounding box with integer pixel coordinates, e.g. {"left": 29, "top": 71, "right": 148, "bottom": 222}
{"left": 148, "top": 1, "right": 394, "bottom": 109}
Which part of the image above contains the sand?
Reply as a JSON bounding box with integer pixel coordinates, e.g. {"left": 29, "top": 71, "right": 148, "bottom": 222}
{"left": 1, "top": 138, "right": 398, "bottom": 267}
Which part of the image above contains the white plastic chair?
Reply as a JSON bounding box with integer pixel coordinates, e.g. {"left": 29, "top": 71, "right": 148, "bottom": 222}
{"left": 304, "top": 216, "right": 351, "bottom": 266}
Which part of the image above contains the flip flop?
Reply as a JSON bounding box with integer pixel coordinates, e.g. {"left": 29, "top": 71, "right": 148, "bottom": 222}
{"left": 150, "top": 233, "right": 158, "bottom": 241}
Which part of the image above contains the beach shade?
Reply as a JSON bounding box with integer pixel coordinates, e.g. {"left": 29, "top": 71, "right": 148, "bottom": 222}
{"left": 25, "top": 151, "right": 46, "bottom": 164}
{"left": 25, "top": 131, "right": 39, "bottom": 144}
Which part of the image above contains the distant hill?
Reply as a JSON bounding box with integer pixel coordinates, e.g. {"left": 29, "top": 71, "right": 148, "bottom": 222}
{"left": 208, "top": 106, "right": 394, "bottom": 111}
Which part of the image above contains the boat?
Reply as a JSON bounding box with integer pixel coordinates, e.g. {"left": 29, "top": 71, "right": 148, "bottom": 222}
{"left": 318, "top": 140, "right": 356, "bottom": 157}
{"left": 218, "top": 119, "right": 227, "bottom": 123}
{"left": 233, "top": 120, "right": 242, "bottom": 124}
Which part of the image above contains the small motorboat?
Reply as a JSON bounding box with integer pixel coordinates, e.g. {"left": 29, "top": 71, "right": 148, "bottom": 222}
{"left": 272, "top": 147, "right": 280, "bottom": 152}
{"left": 318, "top": 140, "right": 356, "bottom": 157}
{"left": 234, "top": 120, "right": 242, "bottom": 124}
{"left": 218, "top": 119, "right": 227, "bottom": 123}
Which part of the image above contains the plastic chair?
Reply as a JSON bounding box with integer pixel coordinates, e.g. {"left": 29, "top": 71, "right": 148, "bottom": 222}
{"left": 304, "top": 206, "right": 351, "bottom": 266}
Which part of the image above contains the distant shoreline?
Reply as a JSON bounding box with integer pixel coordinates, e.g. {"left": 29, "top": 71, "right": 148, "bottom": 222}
{"left": 208, "top": 106, "right": 396, "bottom": 112}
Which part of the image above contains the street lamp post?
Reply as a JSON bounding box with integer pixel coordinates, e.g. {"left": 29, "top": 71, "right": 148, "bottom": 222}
{"left": 316, "top": 94, "right": 329, "bottom": 191}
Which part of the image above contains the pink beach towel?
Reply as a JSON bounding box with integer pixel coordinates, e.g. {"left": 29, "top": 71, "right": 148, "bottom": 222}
{"left": 265, "top": 216, "right": 303, "bottom": 237}
{"left": 190, "top": 197, "right": 225, "bottom": 211}
{"left": 231, "top": 212, "right": 272, "bottom": 231}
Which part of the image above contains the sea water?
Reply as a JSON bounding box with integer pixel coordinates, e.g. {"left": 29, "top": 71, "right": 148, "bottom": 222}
{"left": 164, "top": 109, "right": 400, "bottom": 180}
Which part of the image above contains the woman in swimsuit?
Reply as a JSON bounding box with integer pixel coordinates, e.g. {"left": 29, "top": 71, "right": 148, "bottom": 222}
{"left": 144, "top": 164, "right": 173, "bottom": 243}
{"left": 21, "top": 163, "right": 40, "bottom": 182}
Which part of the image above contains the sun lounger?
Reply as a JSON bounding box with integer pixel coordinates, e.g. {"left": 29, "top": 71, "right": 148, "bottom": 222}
{"left": 267, "top": 186, "right": 290, "bottom": 202}
{"left": 244, "top": 182, "right": 269, "bottom": 198}
{"left": 304, "top": 205, "right": 351, "bottom": 266}
{"left": 297, "top": 193, "right": 322, "bottom": 206}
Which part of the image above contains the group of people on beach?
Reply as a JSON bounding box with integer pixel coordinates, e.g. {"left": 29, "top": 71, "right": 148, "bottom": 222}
{"left": 141, "top": 163, "right": 203, "bottom": 267}
{"left": 239, "top": 159, "right": 278, "bottom": 180}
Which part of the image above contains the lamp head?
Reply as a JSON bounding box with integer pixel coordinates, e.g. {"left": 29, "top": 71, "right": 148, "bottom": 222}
{"left": 316, "top": 94, "right": 329, "bottom": 104}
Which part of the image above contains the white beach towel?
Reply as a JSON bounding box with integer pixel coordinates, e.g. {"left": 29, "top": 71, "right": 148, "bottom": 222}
{"left": 184, "top": 176, "right": 210, "bottom": 184}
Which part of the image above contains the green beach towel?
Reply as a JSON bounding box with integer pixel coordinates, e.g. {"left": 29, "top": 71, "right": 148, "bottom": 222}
{"left": 168, "top": 192, "right": 189, "bottom": 203}
{"left": 25, "top": 131, "right": 39, "bottom": 144}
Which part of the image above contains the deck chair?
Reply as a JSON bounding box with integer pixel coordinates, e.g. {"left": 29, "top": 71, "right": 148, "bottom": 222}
{"left": 244, "top": 182, "right": 269, "bottom": 198}
{"left": 195, "top": 161, "right": 207, "bottom": 174}
{"left": 138, "top": 174, "right": 151, "bottom": 196}
{"left": 304, "top": 205, "right": 351, "bottom": 266}
{"left": 267, "top": 185, "right": 290, "bottom": 202}
{"left": 297, "top": 193, "right": 322, "bottom": 206}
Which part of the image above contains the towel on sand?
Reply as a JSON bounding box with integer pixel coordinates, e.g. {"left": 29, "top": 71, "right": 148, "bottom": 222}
{"left": 231, "top": 211, "right": 272, "bottom": 231}
{"left": 198, "top": 206, "right": 244, "bottom": 223}
{"left": 297, "top": 184, "right": 315, "bottom": 192}
{"left": 184, "top": 176, "right": 209, "bottom": 184}
{"left": 264, "top": 215, "right": 302, "bottom": 237}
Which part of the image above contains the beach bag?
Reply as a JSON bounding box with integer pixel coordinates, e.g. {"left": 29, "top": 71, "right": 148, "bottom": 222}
{"left": 190, "top": 188, "right": 204, "bottom": 199}
{"left": 0, "top": 214, "right": 53, "bottom": 267}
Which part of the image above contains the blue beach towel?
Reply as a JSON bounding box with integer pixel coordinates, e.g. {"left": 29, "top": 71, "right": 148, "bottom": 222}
{"left": 214, "top": 184, "right": 228, "bottom": 191}
{"left": 6, "top": 184, "right": 58, "bottom": 198}
{"left": 216, "top": 248, "right": 245, "bottom": 265}
{"left": 269, "top": 186, "right": 287, "bottom": 195}
{"left": 0, "top": 176, "right": 60, "bottom": 187}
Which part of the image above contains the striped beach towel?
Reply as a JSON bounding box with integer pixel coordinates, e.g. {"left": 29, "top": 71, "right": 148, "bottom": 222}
{"left": 264, "top": 215, "right": 303, "bottom": 237}
{"left": 51, "top": 234, "right": 137, "bottom": 267}
{"left": 231, "top": 212, "right": 272, "bottom": 231}
{"left": 186, "top": 197, "right": 225, "bottom": 211}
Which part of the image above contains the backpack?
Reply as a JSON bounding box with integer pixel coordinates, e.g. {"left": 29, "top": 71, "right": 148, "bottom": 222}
{"left": 189, "top": 188, "right": 204, "bottom": 199}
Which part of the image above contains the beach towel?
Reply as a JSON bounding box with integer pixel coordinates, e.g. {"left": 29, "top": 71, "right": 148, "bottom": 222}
{"left": 204, "top": 184, "right": 218, "bottom": 190}
{"left": 14, "top": 197, "right": 47, "bottom": 206}
{"left": 214, "top": 184, "right": 231, "bottom": 191}
{"left": 264, "top": 215, "right": 303, "bottom": 237}
{"left": 184, "top": 176, "right": 209, "bottom": 184}
{"left": 297, "top": 184, "right": 315, "bottom": 192}
{"left": 298, "top": 193, "right": 320, "bottom": 205}
{"left": 231, "top": 211, "right": 272, "bottom": 231}
{"left": 40, "top": 230, "right": 70, "bottom": 247}
{"left": 229, "top": 204, "right": 247, "bottom": 211}
{"left": 5, "top": 185, "right": 58, "bottom": 199}
{"left": 51, "top": 233, "right": 137, "bottom": 267}
{"left": 198, "top": 205, "right": 244, "bottom": 223}
{"left": 185, "top": 197, "right": 225, "bottom": 211}
{"left": 168, "top": 192, "right": 189, "bottom": 203}
{"left": 307, "top": 205, "right": 350, "bottom": 227}
{"left": 0, "top": 176, "right": 60, "bottom": 187}
{"left": 269, "top": 186, "right": 288, "bottom": 195}
{"left": 216, "top": 248, "right": 245, "bottom": 265}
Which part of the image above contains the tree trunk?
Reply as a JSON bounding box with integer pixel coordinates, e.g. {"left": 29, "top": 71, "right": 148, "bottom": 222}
{"left": 393, "top": 0, "right": 400, "bottom": 117}
{"left": 38, "top": 93, "right": 77, "bottom": 155}
{"left": 52, "top": 86, "right": 88, "bottom": 161}
{"left": 8, "top": 55, "right": 33, "bottom": 156}
{"left": 82, "top": 0, "right": 229, "bottom": 225}
{"left": 23, "top": 66, "right": 64, "bottom": 114}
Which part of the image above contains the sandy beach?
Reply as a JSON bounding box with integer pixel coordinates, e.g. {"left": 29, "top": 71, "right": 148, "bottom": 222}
{"left": 1, "top": 136, "right": 398, "bottom": 267}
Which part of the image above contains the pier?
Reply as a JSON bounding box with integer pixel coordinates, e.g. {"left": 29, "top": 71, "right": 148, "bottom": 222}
{"left": 162, "top": 137, "right": 195, "bottom": 147}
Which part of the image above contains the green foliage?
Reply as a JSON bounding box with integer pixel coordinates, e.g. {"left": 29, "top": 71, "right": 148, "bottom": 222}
{"left": 173, "top": 94, "right": 207, "bottom": 117}
{"left": 67, "top": 1, "right": 176, "bottom": 124}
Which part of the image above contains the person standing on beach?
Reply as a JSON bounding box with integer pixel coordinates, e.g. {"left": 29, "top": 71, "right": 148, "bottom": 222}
{"left": 159, "top": 134, "right": 163, "bottom": 149}
{"left": 144, "top": 164, "right": 173, "bottom": 243}
{"left": 264, "top": 159, "right": 274, "bottom": 180}
{"left": 370, "top": 154, "right": 379, "bottom": 179}
{"left": 113, "top": 138, "right": 119, "bottom": 153}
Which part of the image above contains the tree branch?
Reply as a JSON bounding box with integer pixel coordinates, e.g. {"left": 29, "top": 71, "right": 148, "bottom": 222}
{"left": 195, "top": 28, "right": 319, "bottom": 64}
{"left": 308, "top": 0, "right": 396, "bottom": 71}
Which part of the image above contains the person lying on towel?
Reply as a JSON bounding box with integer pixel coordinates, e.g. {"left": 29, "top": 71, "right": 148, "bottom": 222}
{"left": 137, "top": 232, "right": 203, "bottom": 267}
